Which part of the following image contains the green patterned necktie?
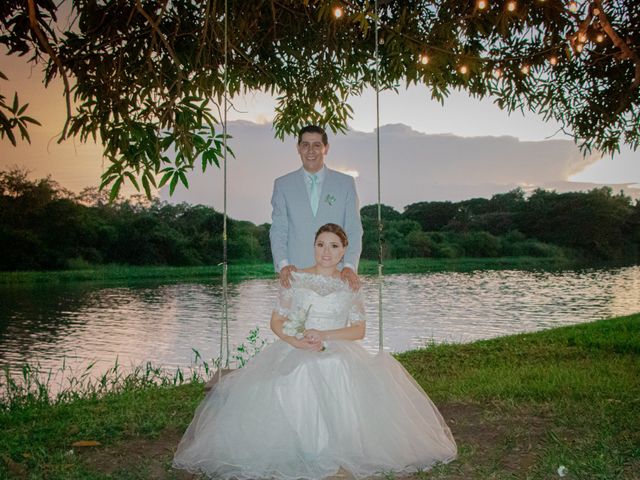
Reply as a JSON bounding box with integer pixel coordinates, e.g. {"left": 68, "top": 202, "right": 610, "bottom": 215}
{"left": 310, "top": 173, "right": 319, "bottom": 216}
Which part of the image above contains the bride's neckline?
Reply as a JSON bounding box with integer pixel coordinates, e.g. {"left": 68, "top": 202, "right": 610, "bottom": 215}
{"left": 293, "top": 270, "right": 342, "bottom": 281}
{"left": 291, "top": 271, "right": 348, "bottom": 295}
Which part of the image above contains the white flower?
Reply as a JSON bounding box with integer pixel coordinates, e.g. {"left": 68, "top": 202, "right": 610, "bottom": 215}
{"left": 557, "top": 465, "right": 568, "bottom": 477}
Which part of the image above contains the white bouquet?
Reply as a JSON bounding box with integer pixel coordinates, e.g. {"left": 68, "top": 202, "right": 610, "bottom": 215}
{"left": 282, "top": 304, "right": 312, "bottom": 339}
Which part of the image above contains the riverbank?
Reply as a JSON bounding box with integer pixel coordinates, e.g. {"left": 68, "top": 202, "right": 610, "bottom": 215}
{"left": 0, "top": 256, "right": 583, "bottom": 285}
{"left": 1, "top": 313, "right": 638, "bottom": 479}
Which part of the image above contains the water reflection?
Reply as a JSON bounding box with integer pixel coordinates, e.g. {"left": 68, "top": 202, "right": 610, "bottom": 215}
{"left": 1, "top": 267, "right": 639, "bottom": 379}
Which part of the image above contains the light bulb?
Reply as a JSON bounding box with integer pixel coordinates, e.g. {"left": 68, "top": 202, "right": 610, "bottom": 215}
{"left": 477, "top": 0, "right": 488, "bottom": 10}
{"left": 507, "top": 1, "right": 517, "bottom": 12}
{"left": 492, "top": 67, "right": 503, "bottom": 78}
{"left": 333, "top": 6, "right": 343, "bottom": 18}
{"left": 593, "top": 7, "right": 600, "bottom": 15}
{"left": 549, "top": 55, "right": 558, "bottom": 66}
{"left": 578, "top": 32, "right": 587, "bottom": 43}
{"left": 459, "top": 65, "right": 469, "bottom": 74}
{"left": 596, "top": 33, "right": 604, "bottom": 43}
{"left": 418, "top": 54, "right": 429, "bottom": 65}
{"left": 576, "top": 43, "right": 584, "bottom": 53}
{"left": 520, "top": 64, "right": 530, "bottom": 74}
{"left": 568, "top": 1, "right": 578, "bottom": 13}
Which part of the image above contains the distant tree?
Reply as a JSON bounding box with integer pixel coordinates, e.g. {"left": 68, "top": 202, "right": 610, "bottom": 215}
{"left": 406, "top": 230, "right": 433, "bottom": 257}
{"left": 360, "top": 204, "right": 402, "bottom": 222}
{"left": 403, "top": 201, "right": 459, "bottom": 232}
{"left": 488, "top": 188, "right": 526, "bottom": 213}
{"left": 517, "top": 187, "right": 635, "bottom": 259}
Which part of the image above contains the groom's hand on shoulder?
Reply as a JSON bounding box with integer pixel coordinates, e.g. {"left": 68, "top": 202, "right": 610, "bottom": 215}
{"left": 341, "top": 267, "right": 361, "bottom": 291}
{"left": 279, "top": 265, "right": 298, "bottom": 288}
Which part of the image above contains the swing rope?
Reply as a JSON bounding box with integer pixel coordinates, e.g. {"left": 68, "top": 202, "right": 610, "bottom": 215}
{"left": 374, "top": 0, "right": 384, "bottom": 353}
{"left": 219, "top": 0, "right": 230, "bottom": 371}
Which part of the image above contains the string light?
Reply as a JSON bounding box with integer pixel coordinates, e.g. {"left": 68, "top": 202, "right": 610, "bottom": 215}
{"left": 322, "top": 0, "right": 599, "bottom": 83}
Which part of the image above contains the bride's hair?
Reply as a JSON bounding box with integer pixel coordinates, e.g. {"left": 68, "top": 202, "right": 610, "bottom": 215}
{"left": 315, "top": 223, "right": 348, "bottom": 247}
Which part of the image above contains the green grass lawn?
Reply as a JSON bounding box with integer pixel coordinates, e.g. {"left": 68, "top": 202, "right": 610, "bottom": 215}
{"left": 1, "top": 313, "right": 639, "bottom": 479}
{"left": 0, "top": 256, "right": 580, "bottom": 286}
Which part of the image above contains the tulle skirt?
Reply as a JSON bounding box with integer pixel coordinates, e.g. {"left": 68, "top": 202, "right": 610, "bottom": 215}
{"left": 173, "top": 340, "right": 457, "bottom": 479}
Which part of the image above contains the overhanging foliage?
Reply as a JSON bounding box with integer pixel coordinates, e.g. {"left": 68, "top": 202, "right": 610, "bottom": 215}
{"left": 1, "top": 0, "right": 639, "bottom": 198}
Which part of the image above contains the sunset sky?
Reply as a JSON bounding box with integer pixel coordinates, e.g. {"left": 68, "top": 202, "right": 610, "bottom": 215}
{"left": 1, "top": 50, "right": 639, "bottom": 223}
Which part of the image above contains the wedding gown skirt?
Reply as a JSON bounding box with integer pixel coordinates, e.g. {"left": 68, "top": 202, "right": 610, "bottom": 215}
{"left": 173, "top": 340, "right": 457, "bottom": 479}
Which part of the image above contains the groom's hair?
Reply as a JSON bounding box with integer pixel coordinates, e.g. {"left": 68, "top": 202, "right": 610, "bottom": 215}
{"left": 315, "top": 223, "right": 348, "bottom": 247}
{"left": 298, "top": 125, "right": 328, "bottom": 145}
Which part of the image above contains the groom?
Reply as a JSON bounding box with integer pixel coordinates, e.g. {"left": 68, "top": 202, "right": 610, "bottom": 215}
{"left": 270, "top": 125, "right": 363, "bottom": 290}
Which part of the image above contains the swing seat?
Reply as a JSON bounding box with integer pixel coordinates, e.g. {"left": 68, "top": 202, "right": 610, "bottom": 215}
{"left": 204, "top": 367, "right": 234, "bottom": 392}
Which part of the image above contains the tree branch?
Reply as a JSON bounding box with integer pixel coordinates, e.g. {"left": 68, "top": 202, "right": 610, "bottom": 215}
{"left": 593, "top": 0, "right": 640, "bottom": 113}
{"left": 135, "top": 0, "right": 184, "bottom": 94}
{"left": 27, "top": 0, "right": 72, "bottom": 139}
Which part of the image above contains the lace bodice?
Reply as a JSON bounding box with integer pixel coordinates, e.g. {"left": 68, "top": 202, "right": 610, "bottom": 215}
{"left": 274, "top": 272, "right": 365, "bottom": 331}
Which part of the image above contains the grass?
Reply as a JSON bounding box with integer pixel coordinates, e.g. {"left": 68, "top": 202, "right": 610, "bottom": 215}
{"left": 0, "top": 256, "right": 581, "bottom": 286}
{"left": 1, "top": 313, "right": 639, "bottom": 479}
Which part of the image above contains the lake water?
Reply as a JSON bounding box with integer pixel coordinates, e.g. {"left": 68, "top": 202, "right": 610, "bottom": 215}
{"left": 1, "top": 266, "right": 639, "bottom": 382}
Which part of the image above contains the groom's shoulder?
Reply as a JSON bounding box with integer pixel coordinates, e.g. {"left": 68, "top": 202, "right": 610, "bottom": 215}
{"left": 326, "top": 168, "right": 356, "bottom": 186}
{"left": 274, "top": 168, "right": 300, "bottom": 185}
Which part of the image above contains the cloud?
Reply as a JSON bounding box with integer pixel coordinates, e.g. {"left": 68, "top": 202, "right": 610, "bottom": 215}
{"left": 161, "top": 121, "right": 631, "bottom": 224}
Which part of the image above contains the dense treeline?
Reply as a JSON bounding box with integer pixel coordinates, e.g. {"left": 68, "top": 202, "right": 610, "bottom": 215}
{"left": 362, "top": 188, "right": 640, "bottom": 262}
{"left": 1, "top": 168, "right": 639, "bottom": 271}
{"left": 0, "top": 169, "right": 270, "bottom": 270}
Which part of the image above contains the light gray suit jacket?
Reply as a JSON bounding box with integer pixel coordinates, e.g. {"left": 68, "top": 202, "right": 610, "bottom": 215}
{"left": 270, "top": 167, "right": 363, "bottom": 272}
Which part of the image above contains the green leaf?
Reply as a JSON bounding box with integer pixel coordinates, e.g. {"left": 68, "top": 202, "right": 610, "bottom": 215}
{"left": 141, "top": 173, "right": 152, "bottom": 199}
{"left": 124, "top": 172, "right": 140, "bottom": 191}
{"left": 169, "top": 173, "right": 179, "bottom": 195}
{"left": 109, "top": 177, "right": 123, "bottom": 202}
{"left": 159, "top": 170, "right": 173, "bottom": 187}
{"left": 178, "top": 171, "right": 189, "bottom": 189}
{"left": 17, "top": 102, "right": 29, "bottom": 116}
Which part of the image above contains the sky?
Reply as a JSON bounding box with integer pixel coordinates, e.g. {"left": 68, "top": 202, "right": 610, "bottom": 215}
{"left": 1, "top": 51, "right": 639, "bottom": 224}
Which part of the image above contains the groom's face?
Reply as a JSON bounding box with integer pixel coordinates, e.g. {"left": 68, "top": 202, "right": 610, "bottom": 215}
{"left": 297, "top": 132, "right": 329, "bottom": 173}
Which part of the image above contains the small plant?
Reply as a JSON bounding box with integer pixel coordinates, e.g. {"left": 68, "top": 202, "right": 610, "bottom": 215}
{"left": 232, "top": 327, "right": 268, "bottom": 368}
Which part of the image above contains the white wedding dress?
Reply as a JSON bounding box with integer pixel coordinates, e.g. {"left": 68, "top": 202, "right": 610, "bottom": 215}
{"left": 173, "top": 272, "right": 457, "bottom": 479}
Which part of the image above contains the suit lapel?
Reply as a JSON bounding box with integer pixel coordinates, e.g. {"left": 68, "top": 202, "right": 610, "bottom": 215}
{"left": 315, "top": 168, "right": 333, "bottom": 219}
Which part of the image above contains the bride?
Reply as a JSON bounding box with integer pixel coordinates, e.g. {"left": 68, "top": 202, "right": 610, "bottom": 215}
{"left": 173, "top": 223, "right": 457, "bottom": 479}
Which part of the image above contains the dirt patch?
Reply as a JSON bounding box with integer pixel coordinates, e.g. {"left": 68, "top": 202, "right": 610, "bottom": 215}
{"left": 78, "top": 402, "right": 553, "bottom": 479}
{"left": 76, "top": 428, "right": 196, "bottom": 479}
{"left": 428, "top": 402, "right": 551, "bottom": 479}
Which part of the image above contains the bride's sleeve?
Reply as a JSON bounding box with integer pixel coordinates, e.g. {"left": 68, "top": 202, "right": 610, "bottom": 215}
{"left": 273, "top": 286, "right": 293, "bottom": 317}
{"left": 348, "top": 290, "right": 366, "bottom": 325}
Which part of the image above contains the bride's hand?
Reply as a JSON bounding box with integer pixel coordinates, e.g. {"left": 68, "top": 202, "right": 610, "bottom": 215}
{"left": 292, "top": 336, "right": 323, "bottom": 352}
{"left": 303, "top": 329, "right": 324, "bottom": 344}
